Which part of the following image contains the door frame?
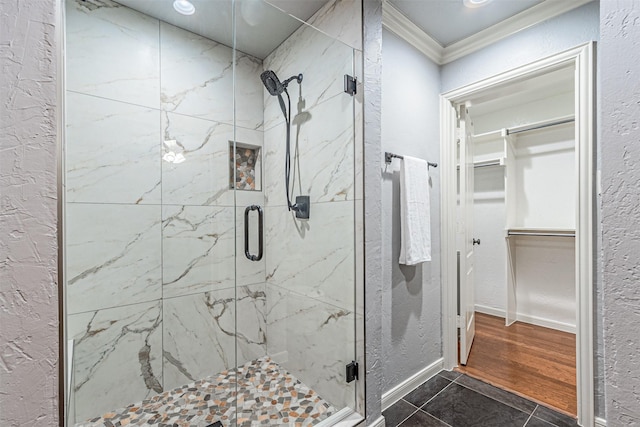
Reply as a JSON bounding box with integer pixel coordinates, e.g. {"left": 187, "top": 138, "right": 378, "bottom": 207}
{"left": 439, "top": 43, "right": 595, "bottom": 425}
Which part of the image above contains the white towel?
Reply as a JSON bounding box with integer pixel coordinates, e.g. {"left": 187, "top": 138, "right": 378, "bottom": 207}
{"left": 399, "top": 155, "right": 431, "bottom": 265}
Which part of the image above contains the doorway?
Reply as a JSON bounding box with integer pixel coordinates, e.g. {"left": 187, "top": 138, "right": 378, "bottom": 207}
{"left": 440, "top": 43, "right": 595, "bottom": 426}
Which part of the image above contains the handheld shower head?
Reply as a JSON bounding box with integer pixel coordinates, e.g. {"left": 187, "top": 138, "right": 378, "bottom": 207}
{"left": 260, "top": 70, "right": 303, "bottom": 96}
{"left": 260, "top": 70, "right": 285, "bottom": 96}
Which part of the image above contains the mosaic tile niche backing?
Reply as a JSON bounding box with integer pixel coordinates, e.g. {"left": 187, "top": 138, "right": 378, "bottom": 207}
{"left": 77, "top": 357, "right": 337, "bottom": 427}
{"left": 230, "top": 143, "right": 261, "bottom": 191}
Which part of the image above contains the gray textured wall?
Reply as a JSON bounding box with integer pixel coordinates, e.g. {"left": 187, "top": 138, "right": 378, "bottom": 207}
{"left": 363, "top": 0, "right": 384, "bottom": 424}
{"left": 381, "top": 29, "right": 442, "bottom": 393}
{"left": 0, "top": 1, "right": 60, "bottom": 426}
{"left": 600, "top": 1, "right": 640, "bottom": 425}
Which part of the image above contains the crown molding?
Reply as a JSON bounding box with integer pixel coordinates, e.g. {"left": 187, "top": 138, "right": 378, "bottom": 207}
{"left": 382, "top": 0, "right": 594, "bottom": 65}
{"left": 382, "top": 1, "right": 444, "bottom": 64}
{"left": 442, "top": 0, "right": 593, "bottom": 63}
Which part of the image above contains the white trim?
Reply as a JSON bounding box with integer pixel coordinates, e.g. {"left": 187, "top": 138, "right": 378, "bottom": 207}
{"left": 474, "top": 304, "right": 577, "bottom": 334}
{"left": 516, "top": 313, "right": 576, "bottom": 335}
{"left": 440, "top": 43, "right": 595, "bottom": 426}
{"left": 442, "top": 0, "right": 593, "bottom": 64}
{"left": 381, "top": 358, "right": 444, "bottom": 411}
{"left": 474, "top": 304, "right": 504, "bottom": 318}
{"left": 595, "top": 416, "right": 607, "bottom": 427}
{"left": 315, "top": 408, "right": 364, "bottom": 427}
{"left": 440, "top": 95, "right": 459, "bottom": 372}
{"left": 381, "top": 0, "right": 593, "bottom": 65}
{"left": 382, "top": 1, "right": 442, "bottom": 64}
{"left": 366, "top": 415, "right": 386, "bottom": 427}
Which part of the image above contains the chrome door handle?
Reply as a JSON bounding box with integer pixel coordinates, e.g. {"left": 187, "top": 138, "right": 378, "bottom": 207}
{"left": 244, "top": 205, "right": 263, "bottom": 261}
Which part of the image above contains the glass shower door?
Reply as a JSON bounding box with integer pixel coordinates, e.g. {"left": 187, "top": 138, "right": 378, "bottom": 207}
{"left": 63, "top": 0, "right": 361, "bottom": 424}
{"left": 233, "top": 1, "right": 360, "bottom": 424}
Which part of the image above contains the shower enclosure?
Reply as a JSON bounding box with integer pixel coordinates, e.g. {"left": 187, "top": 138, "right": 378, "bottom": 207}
{"left": 60, "top": 0, "right": 364, "bottom": 425}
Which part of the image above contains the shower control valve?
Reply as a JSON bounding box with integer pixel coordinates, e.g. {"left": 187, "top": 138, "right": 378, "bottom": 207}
{"left": 293, "top": 195, "right": 310, "bottom": 220}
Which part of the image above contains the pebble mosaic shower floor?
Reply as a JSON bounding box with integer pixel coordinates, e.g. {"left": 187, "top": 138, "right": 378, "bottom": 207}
{"left": 77, "top": 357, "right": 337, "bottom": 427}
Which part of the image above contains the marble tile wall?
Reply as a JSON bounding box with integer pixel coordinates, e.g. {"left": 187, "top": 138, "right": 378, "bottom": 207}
{"left": 65, "top": 0, "right": 363, "bottom": 422}
{"left": 64, "top": 0, "right": 266, "bottom": 421}
{"left": 261, "top": 0, "right": 363, "bottom": 414}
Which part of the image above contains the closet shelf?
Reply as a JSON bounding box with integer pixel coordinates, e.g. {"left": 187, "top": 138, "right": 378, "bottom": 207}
{"left": 506, "top": 228, "right": 575, "bottom": 237}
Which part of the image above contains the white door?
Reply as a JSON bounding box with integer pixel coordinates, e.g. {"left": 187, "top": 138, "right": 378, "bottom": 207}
{"left": 458, "top": 104, "right": 476, "bottom": 366}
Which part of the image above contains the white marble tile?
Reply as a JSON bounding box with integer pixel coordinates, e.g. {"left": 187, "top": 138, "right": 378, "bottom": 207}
{"left": 162, "top": 285, "right": 266, "bottom": 390}
{"left": 65, "top": 92, "right": 161, "bottom": 204}
{"left": 68, "top": 301, "right": 163, "bottom": 422}
{"left": 266, "top": 285, "right": 355, "bottom": 411}
{"left": 307, "top": 0, "right": 363, "bottom": 51}
{"left": 264, "top": 93, "right": 355, "bottom": 206}
{"left": 161, "top": 112, "right": 232, "bottom": 206}
{"left": 160, "top": 22, "right": 234, "bottom": 123}
{"left": 235, "top": 52, "right": 265, "bottom": 131}
{"left": 162, "top": 206, "right": 235, "bottom": 299}
{"left": 161, "top": 112, "right": 264, "bottom": 206}
{"left": 264, "top": 201, "right": 354, "bottom": 311}
{"left": 65, "top": 0, "right": 160, "bottom": 108}
{"left": 66, "top": 204, "right": 162, "bottom": 314}
{"left": 263, "top": 19, "right": 354, "bottom": 131}
{"left": 236, "top": 284, "right": 268, "bottom": 364}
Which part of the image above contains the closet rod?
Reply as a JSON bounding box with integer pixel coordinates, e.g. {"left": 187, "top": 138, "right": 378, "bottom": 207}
{"left": 385, "top": 152, "right": 437, "bottom": 168}
{"left": 507, "top": 231, "right": 575, "bottom": 237}
{"left": 506, "top": 117, "right": 575, "bottom": 135}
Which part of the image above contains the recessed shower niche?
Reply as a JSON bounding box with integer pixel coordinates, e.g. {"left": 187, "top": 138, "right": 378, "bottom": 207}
{"left": 61, "top": 0, "right": 364, "bottom": 426}
{"left": 230, "top": 142, "right": 261, "bottom": 191}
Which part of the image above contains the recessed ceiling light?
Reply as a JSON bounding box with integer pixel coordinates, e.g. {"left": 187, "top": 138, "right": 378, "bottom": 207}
{"left": 173, "top": 0, "right": 195, "bottom": 15}
{"left": 463, "top": 0, "right": 493, "bottom": 8}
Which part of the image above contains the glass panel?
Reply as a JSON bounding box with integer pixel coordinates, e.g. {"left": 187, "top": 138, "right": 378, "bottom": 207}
{"left": 234, "top": 1, "right": 358, "bottom": 424}
{"left": 63, "top": 0, "right": 236, "bottom": 424}
{"left": 63, "top": 0, "right": 360, "bottom": 425}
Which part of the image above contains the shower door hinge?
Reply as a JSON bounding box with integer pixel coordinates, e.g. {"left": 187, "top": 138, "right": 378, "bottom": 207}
{"left": 344, "top": 74, "right": 357, "bottom": 96}
{"left": 346, "top": 361, "right": 359, "bottom": 383}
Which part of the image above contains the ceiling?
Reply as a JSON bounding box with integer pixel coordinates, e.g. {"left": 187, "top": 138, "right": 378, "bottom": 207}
{"left": 389, "top": 0, "right": 544, "bottom": 46}
{"left": 115, "top": 0, "right": 328, "bottom": 59}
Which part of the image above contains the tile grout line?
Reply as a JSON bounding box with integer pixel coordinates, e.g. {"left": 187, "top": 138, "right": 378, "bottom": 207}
{"left": 392, "top": 399, "right": 421, "bottom": 427}
{"left": 522, "top": 405, "right": 539, "bottom": 427}
{"left": 453, "top": 374, "right": 537, "bottom": 416}
{"left": 418, "top": 378, "right": 456, "bottom": 414}
{"left": 416, "top": 407, "right": 454, "bottom": 427}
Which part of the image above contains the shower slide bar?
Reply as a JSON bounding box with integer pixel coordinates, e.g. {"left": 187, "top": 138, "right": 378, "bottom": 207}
{"left": 384, "top": 152, "right": 438, "bottom": 168}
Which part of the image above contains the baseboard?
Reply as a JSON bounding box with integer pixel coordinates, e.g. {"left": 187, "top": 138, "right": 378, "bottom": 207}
{"left": 381, "top": 358, "right": 444, "bottom": 411}
{"left": 474, "top": 304, "right": 504, "bottom": 318}
{"left": 474, "top": 304, "right": 576, "bottom": 334}
{"left": 366, "top": 415, "right": 385, "bottom": 427}
{"left": 595, "top": 416, "right": 607, "bottom": 427}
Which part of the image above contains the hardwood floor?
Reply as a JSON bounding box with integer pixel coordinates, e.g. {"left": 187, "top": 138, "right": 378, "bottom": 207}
{"left": 456, "top": 312, "right": 577, "bottom": 417}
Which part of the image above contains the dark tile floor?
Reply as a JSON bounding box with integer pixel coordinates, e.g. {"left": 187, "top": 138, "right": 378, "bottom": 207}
{"left": 382, "top": 371, "right": 579, "bottom": 427}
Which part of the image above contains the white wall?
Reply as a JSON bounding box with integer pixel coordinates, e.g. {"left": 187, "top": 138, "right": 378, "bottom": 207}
{"left": 471, "top": 94, "right": 577, "bottom": 331}
{"left": 381, "top": 29, "right": 442, "bottom": 394}
{"left": 600, "top": 1, "right": 640, "bottom": 424}
{"left": 0, "top": 1, "right": 59, "bottom": 426}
